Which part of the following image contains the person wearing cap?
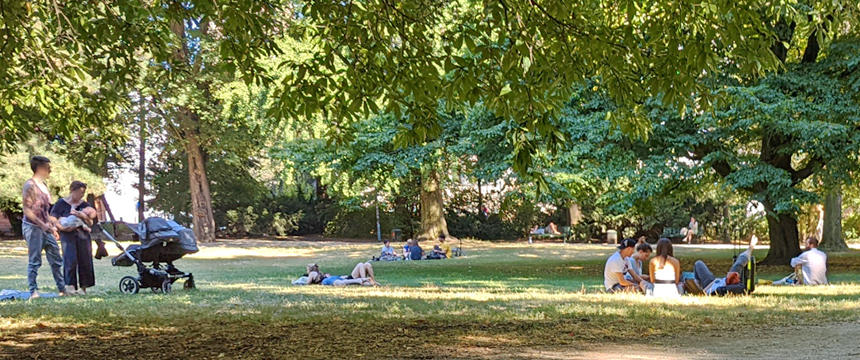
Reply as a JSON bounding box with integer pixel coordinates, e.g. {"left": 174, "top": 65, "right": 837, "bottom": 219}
{"left": 604, "top": 238, "right": 639, "bottom": 293}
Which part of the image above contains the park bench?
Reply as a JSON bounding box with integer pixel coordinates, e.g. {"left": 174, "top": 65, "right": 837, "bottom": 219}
{"left": 660, "top": 228, "right": 686, "bottom": 243}
{"left": 529, "top": 226, "right": 573, "bottom": 243}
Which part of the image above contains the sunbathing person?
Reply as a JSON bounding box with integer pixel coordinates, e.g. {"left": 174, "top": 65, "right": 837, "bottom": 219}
{"left": 305, "top": 262, "right": 378, "bottom": 286}
{"left": 545, "top": 222, "right": 560, "bottom": 235}
{"left": 688, "top": 235, "right": 757, "bottom": 295}
{"left": 648, "top": 238, "right": 682, "bottom": 298}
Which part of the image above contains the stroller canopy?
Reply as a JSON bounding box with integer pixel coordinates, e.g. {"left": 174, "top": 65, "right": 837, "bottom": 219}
{"left": 111, "top": 217, "right": 199, "bottom": 266}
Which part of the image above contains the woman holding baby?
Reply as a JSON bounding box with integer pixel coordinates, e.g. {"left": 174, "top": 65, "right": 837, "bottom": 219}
{"left": 50, "top": 181, "right": 98, "bottom": 295}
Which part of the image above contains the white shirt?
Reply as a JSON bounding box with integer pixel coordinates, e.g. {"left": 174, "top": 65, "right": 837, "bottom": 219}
{"left": 790, "top": 248, "right": 828, "bottom": 285}
{"left": 604, "top": 251, "right": 629, "bottom": 290}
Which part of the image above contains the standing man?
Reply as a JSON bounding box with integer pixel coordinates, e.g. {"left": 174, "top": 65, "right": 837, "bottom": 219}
{"left": 684, "top": 217, "right": 698, "bottom": 244}
{"left": 22, "top": 156, "right": 66, "bottom": 298}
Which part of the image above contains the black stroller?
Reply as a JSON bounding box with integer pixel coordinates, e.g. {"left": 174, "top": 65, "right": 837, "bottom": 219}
{"left": 97, "top": 217, "right": 198, "bottom": 294}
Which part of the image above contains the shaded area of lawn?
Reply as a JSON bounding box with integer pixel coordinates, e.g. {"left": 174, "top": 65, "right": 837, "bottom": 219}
{"left": 1, "top": 240, "right": 859, "bottom": 359}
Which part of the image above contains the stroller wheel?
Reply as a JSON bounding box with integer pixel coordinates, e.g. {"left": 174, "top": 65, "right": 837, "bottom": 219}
{"left": 119, "top": 276, "right": 139, "bottom": 294}
{"left": 184, "top": 276, "right": 195, "bottom": 290}
{"left": 161, "top": 279, "right": 172, "bottom": 294}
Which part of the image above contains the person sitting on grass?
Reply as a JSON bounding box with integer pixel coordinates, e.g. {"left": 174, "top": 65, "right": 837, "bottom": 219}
{"left": 305, "top": 262, "right": 378, "bottom": 286}
{"left": 775, "top": 236, "right": 828, "bottom": 285}
{"left": 374, "top": 240, "right": 400, "bottom": 261}
{"left": 791, "top": 236, "right": 828, "bottom": 285}
{"left": 604, "top": 238, "right": 639, "bottom": 293}
{"left": 409, "top": 239, "right": 425, "bottom": 260}
{"left": 403, "top": 239, "right": 413, "bottom": 260}
{"left": 686, "top": 235, "right": 758, "bottom": 295}
{"left": 648, "top": 238, "right": 682, "bottom": 298}
{"left": 625, "top": 241, "right": 653, "bottom": 291}
{"left": 427, "top": 234, "right": 452, "bottom": 260}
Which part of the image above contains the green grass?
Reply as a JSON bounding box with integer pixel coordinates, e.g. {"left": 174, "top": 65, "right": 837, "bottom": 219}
{"left": 1, "top": 239, "right": 859, "bottom": 359}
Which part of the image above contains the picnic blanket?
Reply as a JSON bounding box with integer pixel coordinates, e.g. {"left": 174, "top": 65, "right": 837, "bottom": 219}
{"left": 0, "top": 289, "right": 60, "bottom": 301}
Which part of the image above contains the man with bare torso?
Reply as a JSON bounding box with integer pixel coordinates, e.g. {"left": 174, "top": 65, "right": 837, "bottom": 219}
{"left": 22, "top": 156, "right": 66, "bottom": 298}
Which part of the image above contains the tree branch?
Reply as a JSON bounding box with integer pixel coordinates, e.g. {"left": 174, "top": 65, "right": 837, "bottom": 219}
{"left": 791, "top": 156, "right": 822, "bottom": 185}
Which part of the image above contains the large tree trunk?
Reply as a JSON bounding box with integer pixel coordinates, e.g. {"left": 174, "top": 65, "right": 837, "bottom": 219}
{"left": 820, "top": 187, "right": 848, "bottom": 251}
{"left": 569, "top": 203, "right": 582, "bottom": 227}
{"left": 761, "top": 200, "right": 802, "bottom": 265}
{"left": 418, "top": 167, "right": 448, "bottom": 240}
{"left": 183, "top": 120, "right": 217, "bottom": 243}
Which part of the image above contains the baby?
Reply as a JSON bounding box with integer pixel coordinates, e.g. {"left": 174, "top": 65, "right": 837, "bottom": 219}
{"left": 58, "top": 207, "right": 97, "bottom": 232}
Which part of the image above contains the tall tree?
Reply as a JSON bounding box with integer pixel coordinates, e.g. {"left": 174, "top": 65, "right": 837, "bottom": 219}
{"left": 274, "top": 0, "right": 791, "bottom": 177}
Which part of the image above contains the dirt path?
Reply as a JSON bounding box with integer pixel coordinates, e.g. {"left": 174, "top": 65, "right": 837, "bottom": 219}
{"left": 460, "top": 321, "right": 860, "bottom": 359}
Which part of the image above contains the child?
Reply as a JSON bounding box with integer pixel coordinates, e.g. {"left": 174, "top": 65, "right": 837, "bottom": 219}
{"left": 403, "top": 239, "right": 413, "bottom": 260}
{"left": 57, "top": 207, "right": 97, "bottom": 232}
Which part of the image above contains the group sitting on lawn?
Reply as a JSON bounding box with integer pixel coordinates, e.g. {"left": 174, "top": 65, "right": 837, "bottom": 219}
{"left": 377, "top": 235, "right": 453, "bottom": 261}
{"left": 603, "top": 233, "right": 829, "bottom": 297}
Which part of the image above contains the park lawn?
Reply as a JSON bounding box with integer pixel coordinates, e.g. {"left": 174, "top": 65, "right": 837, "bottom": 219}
{"left": 1, "top": 239, "right": 859, "bottom": 359}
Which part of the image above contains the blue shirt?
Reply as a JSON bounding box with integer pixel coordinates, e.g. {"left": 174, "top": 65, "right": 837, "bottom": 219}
{"left": 321, "top": 275, "right": 343, "bottom": 286}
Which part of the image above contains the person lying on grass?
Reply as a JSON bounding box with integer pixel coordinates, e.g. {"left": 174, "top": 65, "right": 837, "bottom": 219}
{"left": 687, "top": 235, "right": 757, "bottom": 295}
{"left": 604, "top": 238, "right": 641, "bottom": 293}
{"left": 305, "top": 262, "right": 379, "bottom": 286}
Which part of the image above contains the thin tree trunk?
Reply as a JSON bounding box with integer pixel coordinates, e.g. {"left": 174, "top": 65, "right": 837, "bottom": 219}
{"left": 820, "top": 187, "right": 848, "bottom": 251}
{"left": 138, "top": 109, "right": 146, "bottom": 223}
{"left": 183, "top": 119, "right": 217, "bottom": 243}
{"left": 760, "top": 200, "right": 802, "bottom": 265}
{"left": 419, "top": 167, "right": 448, "bottom": 239}
{"left": 477, "top": 178, "right": 483, "bottom": 216}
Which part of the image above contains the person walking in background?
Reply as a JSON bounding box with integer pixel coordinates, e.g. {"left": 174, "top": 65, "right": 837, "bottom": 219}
{"left": 21, "top": 156, "right": 67, "bottom": 298}
{"left": 51, "top": 181, "right": 98, "bottom": 295}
